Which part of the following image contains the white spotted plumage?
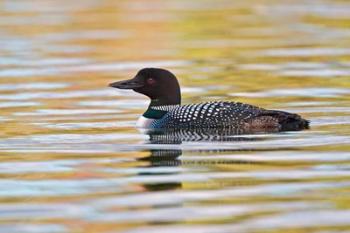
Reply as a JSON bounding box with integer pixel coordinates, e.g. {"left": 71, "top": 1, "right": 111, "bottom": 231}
{"left": 146, "top": 101, "right": 264, "bottom": 129}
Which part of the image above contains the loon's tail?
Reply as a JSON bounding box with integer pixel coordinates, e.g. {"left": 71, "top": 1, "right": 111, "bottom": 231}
{"left": 259, "top": 110, "right": 310, "bottom": 131}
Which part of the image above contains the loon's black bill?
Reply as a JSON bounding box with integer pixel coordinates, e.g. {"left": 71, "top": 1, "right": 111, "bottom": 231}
{"left": 109, "top": 79, "right": 143, "bottom": 89}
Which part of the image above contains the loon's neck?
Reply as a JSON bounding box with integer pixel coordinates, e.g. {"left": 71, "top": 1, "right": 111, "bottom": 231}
{"left": 142, "top": 99, "right": 180, "bottom": 119}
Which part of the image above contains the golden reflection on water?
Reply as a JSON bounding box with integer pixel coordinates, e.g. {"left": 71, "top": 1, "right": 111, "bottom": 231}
{"left": 1, "top": 0, "right": 350, "bottom": 232}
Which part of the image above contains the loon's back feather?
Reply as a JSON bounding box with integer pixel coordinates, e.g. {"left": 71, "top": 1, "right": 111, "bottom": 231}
{"left": 150, "top": 101, "right": 309, "bottom": 132}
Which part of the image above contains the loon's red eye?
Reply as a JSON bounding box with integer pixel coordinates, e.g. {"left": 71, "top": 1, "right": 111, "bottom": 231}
{"left": 147, "top": 78, "right": 156, "bottom": 85}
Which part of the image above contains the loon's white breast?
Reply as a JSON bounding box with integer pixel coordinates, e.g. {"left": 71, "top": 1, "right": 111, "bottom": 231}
{"left": 136, "top": 116, "right": 155, "bottom": 128}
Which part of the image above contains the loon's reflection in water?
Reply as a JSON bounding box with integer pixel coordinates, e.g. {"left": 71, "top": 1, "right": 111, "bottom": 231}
{"left": 138, "top": 149, "right": 183, "bottom": 167}
{"left": 137, "top": 128, "right": 268, "bottom": 192}
{"left": 138, "top": 128, "right": 267, "bottom": 167}
{"left": 145, "top": 128, "right": 266, "bottom": 144}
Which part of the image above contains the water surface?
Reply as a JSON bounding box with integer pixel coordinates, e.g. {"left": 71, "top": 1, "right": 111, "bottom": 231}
{"left": 1, "top": 0, "right": 350, "bottom": 232}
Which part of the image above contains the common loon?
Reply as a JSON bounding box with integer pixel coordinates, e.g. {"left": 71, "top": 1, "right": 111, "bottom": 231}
{"left": 109, "top": 68, "right": 309, "bottom": 132}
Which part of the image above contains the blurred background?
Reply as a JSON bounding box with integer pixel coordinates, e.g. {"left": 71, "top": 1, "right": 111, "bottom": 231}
{"left": 0, "top": 0, "right": 350, "bottom": 232}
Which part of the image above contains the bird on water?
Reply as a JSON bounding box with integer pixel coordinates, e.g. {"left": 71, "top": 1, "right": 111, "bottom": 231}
{"left": 109, "top": 68, "right": 309, "bottom": 132}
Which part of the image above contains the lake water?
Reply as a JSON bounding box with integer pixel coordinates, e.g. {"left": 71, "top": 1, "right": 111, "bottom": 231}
{"left": 1, "top": 0, "right": 350, "bottom": 232}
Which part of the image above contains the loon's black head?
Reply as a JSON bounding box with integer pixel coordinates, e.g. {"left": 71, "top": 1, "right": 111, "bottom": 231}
{"left": 109, "top": 68, "right": 181, "bottom": 106}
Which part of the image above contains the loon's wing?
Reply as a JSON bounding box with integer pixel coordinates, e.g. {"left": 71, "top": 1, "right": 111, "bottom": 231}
{"left": 156, "top": 101, "right": 309, "bottom": 132}
{"left": 161, "top": 101, "right": 262, "bottom": 128}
